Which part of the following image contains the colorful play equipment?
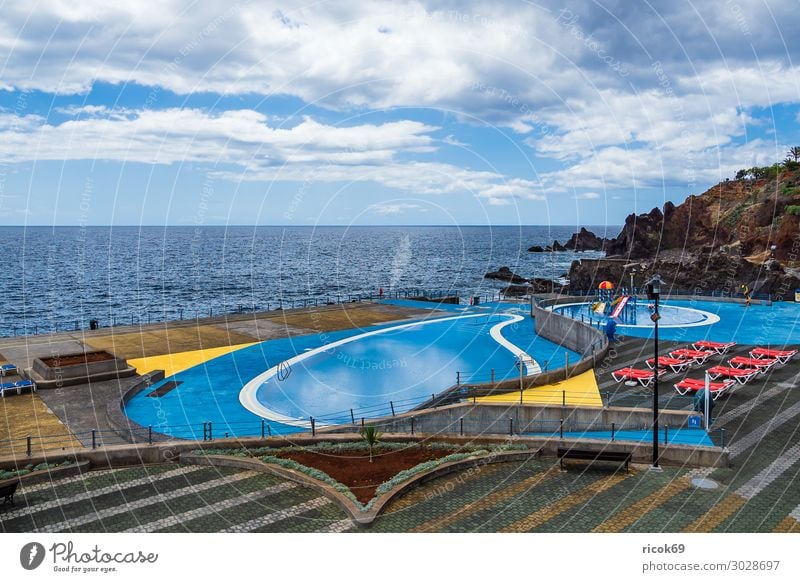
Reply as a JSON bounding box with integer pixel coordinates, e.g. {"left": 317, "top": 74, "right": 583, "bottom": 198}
{"left": 598, "top": 281, "right": 614, "bottom": 290}
{"left": 609, "top": 295, "right": 630, "bottom": 318}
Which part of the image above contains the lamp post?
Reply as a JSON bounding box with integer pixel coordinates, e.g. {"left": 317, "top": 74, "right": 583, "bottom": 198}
{"left": 629, "top": 269, "right": 637, "bottom": 295}
{"left": 647, "top": 274, "right": 662, "bottom": 470}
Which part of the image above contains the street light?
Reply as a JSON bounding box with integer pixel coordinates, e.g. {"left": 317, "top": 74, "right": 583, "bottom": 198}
{"left": 629, "top": 269, "right": 637, "bottom": 295}
{"left": 646, "top": 274, "right": 662, "bottom": 470}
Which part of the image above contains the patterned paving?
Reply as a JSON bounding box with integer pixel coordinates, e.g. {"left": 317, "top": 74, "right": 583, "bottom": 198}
{"left": 1, "top": 465, "right": 350, "bottom": 533}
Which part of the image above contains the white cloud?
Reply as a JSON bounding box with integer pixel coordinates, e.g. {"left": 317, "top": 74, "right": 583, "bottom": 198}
{"left": 368, "top": 202, "right": 427, "bottom": 215}
{"left": 574, "top": 191, "right": 600, "bottom": 200}
{"left": 1, "top": 0, "right": 799, "bottom": 205}
{"left": 219, "top": 161, "right": 544, "bottom": 204}
{"left": 0, "top": 107, "right": 545, "bottom": 204}
{"left": 0, "top": 108, "right": 436, "bottom": 166}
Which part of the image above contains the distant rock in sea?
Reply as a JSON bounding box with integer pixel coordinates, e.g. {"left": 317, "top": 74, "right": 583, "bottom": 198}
{"left": 484, "top": 266, "right": 527, "bottom": 283}
{"left": 563, "top": 227, "right": 607, "bottom": 251}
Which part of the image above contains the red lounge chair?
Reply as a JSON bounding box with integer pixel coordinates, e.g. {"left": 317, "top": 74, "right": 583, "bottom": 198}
{"left": 692, "top": 340, "right": 736, "bottom": 354}
{"left": 611, "top": 367, "right": 666, "bottom": 387}
{"left": 707, "top": 366, "right": 760, "bottom": 385}
{"left": 673, "top": 378, "right": 735, "bottom": 399}
{"left": 645, "top": 356, "right": 693, "bottom": 373}
{"left": 669, "top": 348, "right": 716, "bottom": 365}
{"left": 749, "top": 347, "right": 797, "bottom": 365}
{"left": 729, "top": 356, "right": 778, "bottom": 374}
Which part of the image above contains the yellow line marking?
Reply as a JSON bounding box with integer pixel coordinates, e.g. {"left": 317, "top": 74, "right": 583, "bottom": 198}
{"left": 476, "top": 369, "right": 602, "bottom": 407}
{"left": 500, "top": 472, "right": 627, "bottom": 532}
{"left": 773, "top": 515, "right": 799, "bottom": 533}
{"left": 128, "top": 342, "right": 257, "bottom": 377}
{"left": 682, "top": 494, "right": 747, "bottom": 532}
{"left": 593, "top": 479, "right": 691, "bottom": 532}
{"left": 411, "top": 466, "right": 560, "bottom": 532}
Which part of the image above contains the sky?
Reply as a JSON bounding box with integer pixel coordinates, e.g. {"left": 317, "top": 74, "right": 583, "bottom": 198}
{"left": 0, "top": 0, "right": 798, "bottom": 227}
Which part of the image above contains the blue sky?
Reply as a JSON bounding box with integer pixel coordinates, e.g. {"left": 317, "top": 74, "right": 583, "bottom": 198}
{"left": 0, "top": 1, "right": 798, "bottom": 227}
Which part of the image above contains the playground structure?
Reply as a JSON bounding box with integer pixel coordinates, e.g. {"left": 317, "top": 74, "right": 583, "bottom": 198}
{"left": 590, "top": 282, "right": 638, "bottom": 322}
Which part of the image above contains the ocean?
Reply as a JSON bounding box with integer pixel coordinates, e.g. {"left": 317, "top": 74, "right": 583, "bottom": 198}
{"left": 0, "top": 225, "right": 612, "bottom": 336}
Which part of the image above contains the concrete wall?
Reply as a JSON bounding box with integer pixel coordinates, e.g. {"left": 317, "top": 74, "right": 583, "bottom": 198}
{"left": 30, "top": 352, "right": 137, "bottom": 388}
{"left": 105, "top": 370, "right": 169, "bottom": 443}
{"left": 324, "top": 401, "right": 699, "bottom": 436}
{"left": 0, "top": 429, "right": 727, "bottom": 470}
{"left": 531, "top": 302, "right": 606, "bottom": 356}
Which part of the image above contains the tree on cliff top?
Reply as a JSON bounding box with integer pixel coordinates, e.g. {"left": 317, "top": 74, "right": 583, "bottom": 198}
{"left": 787, "top": 146, "right": 800, "bottom": 163}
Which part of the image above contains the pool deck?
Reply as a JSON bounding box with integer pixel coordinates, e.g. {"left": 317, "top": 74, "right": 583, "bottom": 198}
{"left": 0, "top": 302, "right": 444, "bottom": 449}
{"left": 1, "top": 301, "right": 799, "bottom": 533}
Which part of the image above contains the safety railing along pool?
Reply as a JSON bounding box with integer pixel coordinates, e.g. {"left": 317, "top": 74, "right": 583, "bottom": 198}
{"left": 1, "top": 385, "right": 720, "bottom": 458}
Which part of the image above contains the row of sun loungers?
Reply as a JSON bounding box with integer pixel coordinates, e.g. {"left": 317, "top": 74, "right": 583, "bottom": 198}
{"left": 0, "top": 379, "right": 36, "bottom": 397}
{"left": 612, "top": 342, "right": 797, "bottom": 396}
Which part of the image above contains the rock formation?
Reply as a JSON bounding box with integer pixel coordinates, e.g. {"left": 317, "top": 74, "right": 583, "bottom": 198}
{"left": 484, "top": 266, "right": 528, "bottom": 284}
{"left": 563, "top": 227, "right": 608, "bottom": 251}
{"left": 568, "top": 165, "right": 800, "bottom": 296}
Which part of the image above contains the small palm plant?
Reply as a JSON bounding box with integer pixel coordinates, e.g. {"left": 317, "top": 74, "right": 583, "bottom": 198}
{"left": 359, "top": 425, "right": 383, "bottom": 463}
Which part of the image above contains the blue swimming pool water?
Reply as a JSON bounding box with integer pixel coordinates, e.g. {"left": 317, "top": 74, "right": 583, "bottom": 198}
{"left": 124, "top": 303, "right": 579, "bottom": 438}
{"left": 526, "top": 428, "right": 714, "bottom": 447}
{"left": 554, "top": 299, "right": 800, "bottom": 344}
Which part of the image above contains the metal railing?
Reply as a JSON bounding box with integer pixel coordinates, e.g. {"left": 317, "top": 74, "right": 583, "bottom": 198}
{"left": 0, "top": 288, "right": 515, "bottom": 338}
{"left": 0, "top": 382, "right": 719, "bottom": 457}
{"left": 341, "top": 415, "right": 725, "bottom": 448}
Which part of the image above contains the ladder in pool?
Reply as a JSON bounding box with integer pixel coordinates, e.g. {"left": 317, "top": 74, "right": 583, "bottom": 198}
{"left": 277, "top": 360, "right": 292, "bottom": 381}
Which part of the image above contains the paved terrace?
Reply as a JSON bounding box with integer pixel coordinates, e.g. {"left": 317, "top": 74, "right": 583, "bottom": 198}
{"left": 1, "top": 302, "right": 799, "bottom": 533}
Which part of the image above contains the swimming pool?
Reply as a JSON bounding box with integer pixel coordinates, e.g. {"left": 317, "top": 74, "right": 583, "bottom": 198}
{"left": 553, "top": 299, "right": 800, "bottom": 344}
{"left": 124, "top": 303, "right": 579, "bottom": 438}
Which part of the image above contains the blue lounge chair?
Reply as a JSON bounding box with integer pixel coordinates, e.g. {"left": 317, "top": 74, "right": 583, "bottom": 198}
{"left": 0, "top": 379, "right": 36, "bottom": 397}
{"left": 0, "top": 363, "right": 18, "bottom": 376}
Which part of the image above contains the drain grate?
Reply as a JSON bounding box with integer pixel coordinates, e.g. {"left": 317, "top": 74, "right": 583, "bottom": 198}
{"left": 690, "top": 477, "right": 720, "bottom": 490}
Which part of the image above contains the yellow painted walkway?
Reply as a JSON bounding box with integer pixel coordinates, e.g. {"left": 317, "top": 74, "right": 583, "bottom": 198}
{"left": 128, "top": 342, "right": 257, "bottom": 378}
{"left": 476, "top": 369, "right": 603, "bottom": 407}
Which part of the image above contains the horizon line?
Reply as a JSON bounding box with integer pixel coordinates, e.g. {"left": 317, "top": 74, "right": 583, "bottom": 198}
{"left": 0, "top": 223, "right": 622, "bottom": 228}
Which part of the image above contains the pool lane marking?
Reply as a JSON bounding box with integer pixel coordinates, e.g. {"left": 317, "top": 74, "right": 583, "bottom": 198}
{"left": 550, "top": 302, "right": 720, "bottom": 329}
{"left": 239, "top": 312, "right": 538, "bottom": 426}
{"left": 128, "top": 342, "right": 259, "bottom": 378}
{"left": 489, "top": 314, "right": 541, "bottom": 375}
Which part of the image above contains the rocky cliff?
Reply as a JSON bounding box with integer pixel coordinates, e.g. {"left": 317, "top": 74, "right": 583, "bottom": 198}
{"left": 568, "top": 165, "right": 800, "bottom": 296}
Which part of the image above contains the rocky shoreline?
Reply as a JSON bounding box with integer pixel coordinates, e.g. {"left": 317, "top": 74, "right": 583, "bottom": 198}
{"left": 502, "top": 159, "right": 800, "bottom": 298}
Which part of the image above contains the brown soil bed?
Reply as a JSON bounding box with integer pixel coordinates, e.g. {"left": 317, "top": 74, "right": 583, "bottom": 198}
{"left": 40, "top": 351, "right": 116, "bottom": 367}
{"left": 275, "top": 446, "right": 457, "bottom": 504}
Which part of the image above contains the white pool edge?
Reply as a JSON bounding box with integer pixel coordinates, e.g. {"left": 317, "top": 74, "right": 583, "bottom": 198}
{"left": 239, "top": 311, "right": 540, "bottom": 426}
